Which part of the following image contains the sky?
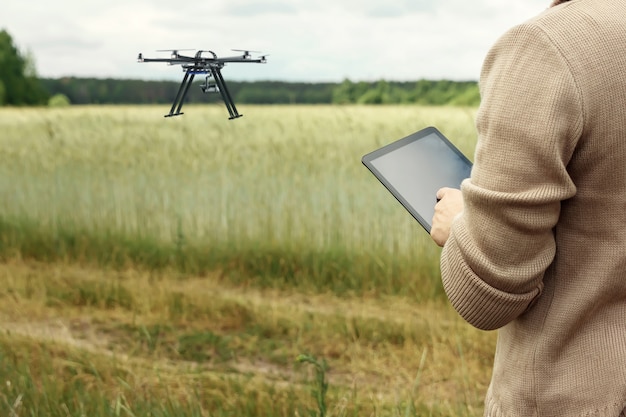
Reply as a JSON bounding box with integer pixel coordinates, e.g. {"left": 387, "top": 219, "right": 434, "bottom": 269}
{"left": 3, "top": 0, "right": 550, "bottom": 83}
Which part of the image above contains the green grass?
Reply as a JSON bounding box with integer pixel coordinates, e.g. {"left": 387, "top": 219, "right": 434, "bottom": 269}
{"left": 0, "top": 104, "right": 477, "bottom": 299}
{"left": 0, "top": 332, "right": 305, "bottom": 417}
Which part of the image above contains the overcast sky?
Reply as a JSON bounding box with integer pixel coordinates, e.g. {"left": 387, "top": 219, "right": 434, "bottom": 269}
{"left": 3, "top": 0, "right": 550, "bottom": 83}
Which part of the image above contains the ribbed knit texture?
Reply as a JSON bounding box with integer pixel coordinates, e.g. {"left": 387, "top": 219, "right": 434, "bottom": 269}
{"left": 440, "top": 1, "right": 626, "bottom": 416}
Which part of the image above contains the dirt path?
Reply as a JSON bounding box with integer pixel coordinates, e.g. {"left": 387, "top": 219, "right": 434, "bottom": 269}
{"left": 0, "top": 259, "right": 494, "bottom": 408}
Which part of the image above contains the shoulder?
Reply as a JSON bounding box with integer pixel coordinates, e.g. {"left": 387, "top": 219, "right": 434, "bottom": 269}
{"left": 480, "top": 2, "right": 588, "bottom": 87}
{"left": 483, "top": 0, "right": 626, "bottom": 94}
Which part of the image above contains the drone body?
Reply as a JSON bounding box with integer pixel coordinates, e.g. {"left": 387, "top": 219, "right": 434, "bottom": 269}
{"left": 137, "top": 49, "right": 267, "bottom": 119}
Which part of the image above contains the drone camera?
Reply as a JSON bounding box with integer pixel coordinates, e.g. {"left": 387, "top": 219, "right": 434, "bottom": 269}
{"left": 200, "top": 80, "right": 218, "bottom": 93}
{"left": 201, "top": 85, "right": 219, "bottom": 93}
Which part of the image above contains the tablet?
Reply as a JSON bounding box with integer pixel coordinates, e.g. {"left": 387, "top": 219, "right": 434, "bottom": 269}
{"left": 362, "top": 126, "right": 472, "bottom": 233}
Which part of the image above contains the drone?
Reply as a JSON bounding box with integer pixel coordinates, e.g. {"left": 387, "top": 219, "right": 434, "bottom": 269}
{"left": 137, "top": 49, "right": 267, "bottom": 119}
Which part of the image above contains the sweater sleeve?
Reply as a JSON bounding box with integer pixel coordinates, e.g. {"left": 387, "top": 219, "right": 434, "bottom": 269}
{"left": 440, "top": 23, "right": 583, "bottom": 330}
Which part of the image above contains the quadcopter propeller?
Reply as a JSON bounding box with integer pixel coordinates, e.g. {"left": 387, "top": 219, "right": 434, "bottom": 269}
{"left": 231, "top": 49, "right": 263, "bottom": 59}
{"left": 156, "top": 49, "right": 195, "bottom": 58}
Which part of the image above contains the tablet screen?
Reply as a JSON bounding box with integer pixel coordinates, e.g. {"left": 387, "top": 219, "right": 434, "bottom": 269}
{"left": 362, "top": 127, "right": 472, "bottom": 233}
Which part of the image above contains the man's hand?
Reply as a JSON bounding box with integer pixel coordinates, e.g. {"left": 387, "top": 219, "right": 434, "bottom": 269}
{"left": 431, "top": 187, "right": 464, "bottom": 247}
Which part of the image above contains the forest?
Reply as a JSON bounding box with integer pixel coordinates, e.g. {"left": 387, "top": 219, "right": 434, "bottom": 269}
{"left": 39, "top": 77, "right": 480, "bottom": 107}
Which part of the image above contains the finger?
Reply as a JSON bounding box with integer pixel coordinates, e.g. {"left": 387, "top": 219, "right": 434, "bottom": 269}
{"left": 436, "top": 187, "right": 449, "bottom": 200}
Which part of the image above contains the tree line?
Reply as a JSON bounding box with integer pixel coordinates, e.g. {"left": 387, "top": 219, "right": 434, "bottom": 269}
{"left": 39, "top": 77, "right": 480, "bottom": 106}
{"left": 1, "top": 28, "right": 480, "bottom": 107}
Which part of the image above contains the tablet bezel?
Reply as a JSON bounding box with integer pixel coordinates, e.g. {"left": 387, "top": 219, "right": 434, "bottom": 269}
{"left": 361, "top": 126, "right": 472, "bottom": 233}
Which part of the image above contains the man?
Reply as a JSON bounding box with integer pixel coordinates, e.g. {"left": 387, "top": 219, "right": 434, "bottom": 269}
{"left": 430, "top": 0, "right": 626, "bottom": 416}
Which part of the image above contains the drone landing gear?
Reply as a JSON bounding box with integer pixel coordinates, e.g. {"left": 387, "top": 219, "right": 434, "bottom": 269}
{"left": 209, "top": 68, "right": 242, "bottom": 120}
{"left": 163, "top": 67, "right": 243, "bottom": 120}
{"left": 164, "top": 71, "right": 196, "bottom": 117}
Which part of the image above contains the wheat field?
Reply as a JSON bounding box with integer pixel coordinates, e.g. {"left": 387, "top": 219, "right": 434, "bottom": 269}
{"left": 0, "top": 104, "right": 495, "bottom": 417}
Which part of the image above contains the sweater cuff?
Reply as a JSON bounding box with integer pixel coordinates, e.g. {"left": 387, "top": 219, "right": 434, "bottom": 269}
{"left": 441, "top": 224, "right": 543, "bottom": 331}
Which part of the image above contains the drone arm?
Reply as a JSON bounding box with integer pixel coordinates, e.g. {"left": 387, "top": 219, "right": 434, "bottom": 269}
{"left": 210, "top": 67, "right": 241, "bottom": 119}
{"left": 139, "top": 57, "right": 188, "bottom": 64}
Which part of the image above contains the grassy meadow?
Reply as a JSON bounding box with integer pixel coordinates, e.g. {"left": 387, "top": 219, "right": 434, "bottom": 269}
{"left": 0, "top": 104, "right": 496, "bottom": 416}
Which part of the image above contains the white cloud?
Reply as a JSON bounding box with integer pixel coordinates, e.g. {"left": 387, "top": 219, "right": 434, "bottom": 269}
{"left": 2, "top": 0, "right": 549, "bottom": 82}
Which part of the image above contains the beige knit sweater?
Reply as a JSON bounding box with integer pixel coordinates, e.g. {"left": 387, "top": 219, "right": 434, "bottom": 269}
{"left": 440, "top": 1, "right": 626, "bottom": 416}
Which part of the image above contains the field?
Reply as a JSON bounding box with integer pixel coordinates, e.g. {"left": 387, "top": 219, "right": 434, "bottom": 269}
{"left": 0, "top": 104, "right": 496, "bottom": 416}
